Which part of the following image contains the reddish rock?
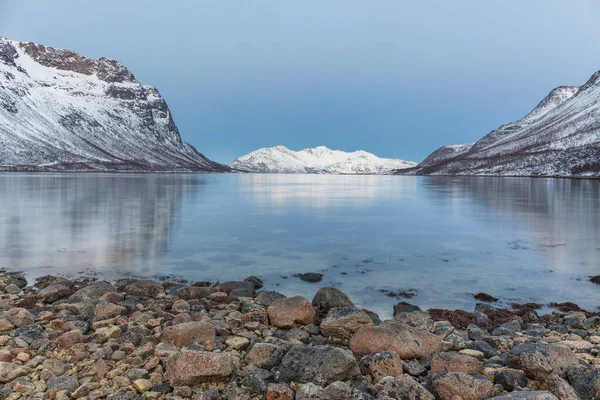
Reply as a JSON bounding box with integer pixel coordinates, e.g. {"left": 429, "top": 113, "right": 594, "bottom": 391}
{"left": 430, "top": 352, "right": 484, "bottom": 375}
{"left": 94, "top": 302, "right": 127, "bottom": 319}
{"left": 266, "top": 383, "right": 295, "bottom": 400}
{"left": 161, "top": 321, "right": 215, "bottom": 347}
{"left": 124, "top": 280, "right": 164, "bottom": 297}
{"left": 165, "top": 350, "right": 237, "bottom": 385}
{"left": 267, "top": 296, "right": 315, "bottom": 328}
{"left": 349, "top": 321, "right": 443, "bottom": 359}
{"left": 320, "top": 306, "right": 373, "bottom": 340}
{"left": 55, "top": 330, "right": 85, "bottom": 349}
{"left": 171, "top": 299, "right": 190, "bottom": 314}
{"left": 245, "top": 343, "right": 286, "bottom": 370}
{"left": 430, "top": 372, "right": 494, "bottom": 400}
{"left": 2, "top": 308, "right": 34, "bottom": 327}
{"left": 360, "top": 350, "right": 404, "bottom": 380}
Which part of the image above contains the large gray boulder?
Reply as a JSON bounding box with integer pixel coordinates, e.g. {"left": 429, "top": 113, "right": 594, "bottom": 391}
{"left": 508, "top": 343, "right": 579, "bottom": 380}
{"left": 278, "top": 345, "right": 360, "bottom": 385}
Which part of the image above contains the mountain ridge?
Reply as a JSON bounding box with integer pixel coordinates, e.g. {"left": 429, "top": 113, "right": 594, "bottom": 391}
{"left": 0, "top": 35, "right": 229, "bottom": 172}
{"left": 230, "top": 145, "right": 416, "bottom": 174}
{"left": 403, "top": 70, "right": 600, "bottom": 177}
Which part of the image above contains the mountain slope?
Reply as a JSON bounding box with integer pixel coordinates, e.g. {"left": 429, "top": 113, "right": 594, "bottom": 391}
{"left": 230, "top": 146, "right": 416, "bottom": 174}
{"left": 407, "top": 74, "right": 600, "bottom": 177}
{"left": 0, "top": 35, "right": 228, "bottom": 172}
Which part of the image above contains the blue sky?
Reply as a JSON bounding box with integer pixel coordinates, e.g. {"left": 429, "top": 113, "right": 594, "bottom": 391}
{"left": 1, "top": 1, "right": 600, "bottom": 163}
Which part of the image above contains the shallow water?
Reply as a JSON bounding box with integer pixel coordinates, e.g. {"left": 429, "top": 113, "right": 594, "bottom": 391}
{"left": 0, "top": 173, "right": 598, "bottom": 318}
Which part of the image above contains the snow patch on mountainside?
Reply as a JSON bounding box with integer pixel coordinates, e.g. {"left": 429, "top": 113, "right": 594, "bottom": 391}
{"left": 230, "top": 146, "right": 416, "bottom": 174}
{"left": 0, "top": 35, "right": 228, "bottom": 172}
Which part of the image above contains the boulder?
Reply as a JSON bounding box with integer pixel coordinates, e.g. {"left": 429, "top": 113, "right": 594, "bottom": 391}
{"left": 567, "top": 365, "right": 600, "bottom": 400}
{"left": 0, "top": 273, "right": 27, "bottom": 290}
{"left": 241, "top": 366, "right": 273, "bottom": 394}
{"left": 508, "top": 343, "right": 579, "bottom": 379}
{"left": 494, "top": 368, "right": 528, "bottom": 391}
{"left": 171, "top": 299, "right": 190, "bottom": 314}
{"left": 312, "top": 287, "right": 354, "bottom": 315}
{"left": 430, "top": 352, "right": 484, "bottom": 375}
{"left": 375, "top": 375, "right": 434, "bottom": 400}
{"left": 217, "top": 281, "right": 255, "bottom": 298}
{"left": 47, "top": 375, "right": 79, "bottom": 392}
{"left": 349, "top": 321, "right": 443, "bottom": 359}
{"left": 37, "top": 279, "right": 74, "bottom": 303}
{"left": 255, "top": 291, "right": 286, "bottom": 306}
{"left": 124, "top": 280, "right": 164, "bottom": 297}
{"left": 320, "top": 306, "right": 373, "bottom": 340}
{"left": 359, "top": 350, "right": 403, "bottom": 380}
{"left": 267, "top": 296, "right": 315, "bottom": 328}
{"left": 392, "top": 310, "right": 434, "bottom": 332}
{"left": 546, "top": 374, "right": 581, "bottom": 400}
{"left": 295, "top": 381, "right": 351, "bottom": 400}
{"left": 69, "top": 281, "right": 117, "bottom": 302}
{"left": 278, "top": 345, "right": 360, "bottom": 385}
{"left": 94, "top": 302, "right": 127, "bottom": 319}
{"left": 430, "top": 372, "right": 494, "bottom": 400}
{"left": 245, "top": 343, "right": 286, "bottom": 369}
{"left": 161, "top": 321, "right": 215, "bottom": 347}
{"left": 266, "top": 383, "right": 295, "bottom": 400}
{"left": 55, "top": 330, "right": 85, "bottom": 348}
{"left": 165, "top": 350, "right": 237, "bottom": 385}
{"left": 2, "top": 308, "right": 33, "bottom": 327}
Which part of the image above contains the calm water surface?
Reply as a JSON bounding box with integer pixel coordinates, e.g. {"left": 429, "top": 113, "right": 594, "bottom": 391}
{"left": 0, "top": 173, "right": 598, "bottom": 318}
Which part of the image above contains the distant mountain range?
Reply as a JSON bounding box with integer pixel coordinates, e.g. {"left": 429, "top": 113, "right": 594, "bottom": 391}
{"left": 1, "top": 35, "right": 598, "bottom": 177}
{"left": 0, "top": 35, "right": 228, "bottom": 172}
{"left": 229, "top": 145, "right": 417, "bottom": 174}
{"left": 404, "top": 73, "right": 600, "bottom": 177}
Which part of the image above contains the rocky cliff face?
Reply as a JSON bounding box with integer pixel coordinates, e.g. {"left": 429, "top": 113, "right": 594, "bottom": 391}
{"left": 406, "top": 75, "right": 600, "bottom": 177}
{"left": 0, "top": 36, "right": 228, "bottom": 172}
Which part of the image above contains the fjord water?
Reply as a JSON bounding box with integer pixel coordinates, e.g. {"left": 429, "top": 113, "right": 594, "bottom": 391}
{"left": 0, "top": 173, "right": 598, "bottom": 318}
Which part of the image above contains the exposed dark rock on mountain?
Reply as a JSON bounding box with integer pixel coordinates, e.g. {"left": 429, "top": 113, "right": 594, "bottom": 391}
{"left": 404, "top": 76, "right": 600, "bottom": 177}
{"left": 0, "top": 35, "right": 228, "bottom": 172}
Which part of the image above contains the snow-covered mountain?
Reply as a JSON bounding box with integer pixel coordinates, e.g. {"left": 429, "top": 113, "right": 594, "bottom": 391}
{"left": 230, "top": 145, "right": 416, "bottom": 174}
{"left": 0, "top": 35, "right": 228, "bottom": 172}
{"left": 407, "top": 74, "right": 600, "bottom": 177}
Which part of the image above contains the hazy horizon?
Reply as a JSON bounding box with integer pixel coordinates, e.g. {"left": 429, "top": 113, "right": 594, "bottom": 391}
{"left": 2, "top": 1, "right": 599, "bottom": 164}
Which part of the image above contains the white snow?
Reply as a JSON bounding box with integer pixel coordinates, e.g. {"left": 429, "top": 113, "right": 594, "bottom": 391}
{"left": 0, "top": 36, "right": 224, "bottom": 171}
{"left": 414, "top": 73, "right": 600, "bottom": 177}
{"left": 230, "top": 145, "right": 417, "bottom": 174}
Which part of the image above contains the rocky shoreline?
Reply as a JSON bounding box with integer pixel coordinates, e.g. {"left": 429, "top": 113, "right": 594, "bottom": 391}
{"left": 0, "top": 270, "right": 599, "bottom": 400}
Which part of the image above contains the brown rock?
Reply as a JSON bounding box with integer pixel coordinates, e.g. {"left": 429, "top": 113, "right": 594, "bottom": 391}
{"left": 430, "top": 372, "right": 494, "bottom": 400}
{"left": 267, "top": 296, "right": 315, "bottom": 328}
{"left": 165, "top": 350, "right": 237, "bottom": 385}
{"left": 375, "top": 375, "right": 434, "bottom": 400}
{"left": 171, "top": 299, "right": 190, "bottom": 314}
{"left": 349, "top": 321, "right": 443, "bottom": 359}
{"left": 161, "top": 321, "right": 215, "bottom": 347}
{"left": 2, "top": 308, "right": 34, "bottom": 327}
{"left": 55, "top": 330, "right": 85, "bottom": 348}
{"left": 124, "top": 280, "right": 164, "bottom": 297}
{"left": 245, "top": 343, "right": 286, "bottom": 370}
{"left": 94, "top": 302, "right": 127, "bottom": 319}
{"left": 430, "top": 352, "right": 484, "bottom": 375}
{"left": 266, "top": 383, "right": 295, "bottom": 400}
{"left": 360, "top": 350, "right": 404, "bottom": 380}
{"left": 320, "top": 306, "right": 373, "bottom": 340}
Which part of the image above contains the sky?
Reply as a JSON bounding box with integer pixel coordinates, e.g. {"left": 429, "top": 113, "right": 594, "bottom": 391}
{"left": 1, "top": 1, "right": 600, "bottom": 164}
